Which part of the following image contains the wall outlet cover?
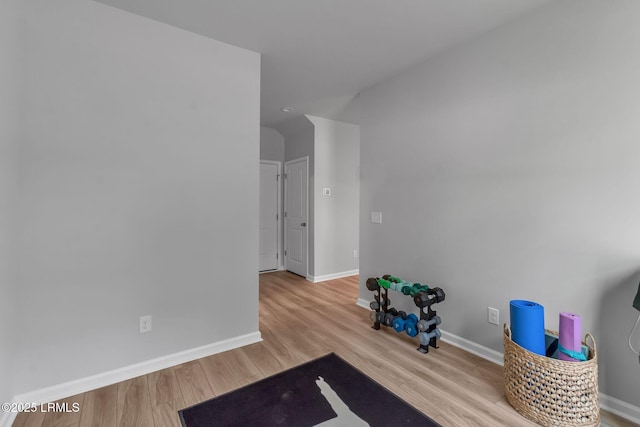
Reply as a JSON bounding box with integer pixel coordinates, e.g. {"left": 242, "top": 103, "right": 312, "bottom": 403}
{"left": 487, "top": 307, "right": 499, "bottom": 325}
{"left": 371, "top": 212, "right": 382, "bottom": 224}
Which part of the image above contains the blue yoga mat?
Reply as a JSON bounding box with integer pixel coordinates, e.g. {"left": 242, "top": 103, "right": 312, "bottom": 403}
{"left": 510, "top": 300, "right": 546, "bottom": 355}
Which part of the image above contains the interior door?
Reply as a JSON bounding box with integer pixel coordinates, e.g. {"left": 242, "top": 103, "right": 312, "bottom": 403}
{"left": 259, "top": 161, "right": 279, "bottom": 271}
{"left": 284, "top": 157, "right": 308, "bottom": 277}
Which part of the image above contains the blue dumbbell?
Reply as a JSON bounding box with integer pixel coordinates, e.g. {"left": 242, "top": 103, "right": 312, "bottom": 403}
{"left": 392, "top": 311, "right": 408, "bottom": 333}
{"left": 393, "top": 313, "right": 418, "bottom": 335}
{"left": 405, "top": 313, "right": 420, "bottom": 337}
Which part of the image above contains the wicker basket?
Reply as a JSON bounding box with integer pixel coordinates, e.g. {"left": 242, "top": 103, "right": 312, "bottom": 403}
{"left": 503, "top": 324, "right": 600, "bottom": 426}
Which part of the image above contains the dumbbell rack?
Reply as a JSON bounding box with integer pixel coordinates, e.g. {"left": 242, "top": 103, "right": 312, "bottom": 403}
{"left": 368, "top": 275, "right": 445, "bottom": 354}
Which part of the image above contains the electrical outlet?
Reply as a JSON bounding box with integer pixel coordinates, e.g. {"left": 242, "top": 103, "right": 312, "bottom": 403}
{"left": 371, "top": 212, "right": 382, "bottom": 224}
{"left": 353, "top": 249, "right": 358, "bottom": 258}
{"left": 139, "top": 315, "right": 152, "bottom": 333}
{"left": 487, "top": 307, "right": 499, "bottom": 326}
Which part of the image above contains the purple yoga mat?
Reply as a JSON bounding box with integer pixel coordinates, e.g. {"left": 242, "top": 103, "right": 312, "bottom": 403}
{"left": 559, "top": 312, "right": 582, "bottom": 361}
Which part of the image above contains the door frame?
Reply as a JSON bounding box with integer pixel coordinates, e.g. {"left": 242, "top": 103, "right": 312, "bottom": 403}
{"left": 284, "top": 156, "right": 309, "bottom": 278}
{"left": 259, "top": 160, "right": 282, "bottom": 272}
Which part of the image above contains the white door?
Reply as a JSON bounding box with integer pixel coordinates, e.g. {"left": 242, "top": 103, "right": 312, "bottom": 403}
{"left": 284, "top": 157, "right": 308, "bottom": 277}
{"left": 259, "top": 161, "right": 280, "bottom": 272}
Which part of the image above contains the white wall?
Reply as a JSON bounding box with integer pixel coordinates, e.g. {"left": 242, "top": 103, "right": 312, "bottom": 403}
{"left": 13, "top": 0, "right": 260, "bottom": 395}
{"left": 0, "top": 0, "right": 21, "bottom": 407}
{"left": 307, "top": 116, "right": 359, "bottom": 279}
{"left": 260, "top": 126, "right": 285, "bottom": 163}
{"left": 360, "top": 0, "right": 640, "bottom": 408}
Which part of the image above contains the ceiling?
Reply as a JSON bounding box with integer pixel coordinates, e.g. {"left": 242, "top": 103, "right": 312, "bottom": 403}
{"left": 95, "top": 0, "right": 554, "bottom": 126}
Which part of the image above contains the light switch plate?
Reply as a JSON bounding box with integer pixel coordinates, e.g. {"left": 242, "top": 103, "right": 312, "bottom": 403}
{"left": 371, "top": 212, "right": 382, "bottom": 224}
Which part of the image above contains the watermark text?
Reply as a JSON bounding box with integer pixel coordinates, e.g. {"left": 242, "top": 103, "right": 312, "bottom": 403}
{"left": 1, "top": 402, "right": 80, "bottom": 413}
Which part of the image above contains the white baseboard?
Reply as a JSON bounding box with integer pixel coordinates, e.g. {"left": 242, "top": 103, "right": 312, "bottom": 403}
{"left": 439, "top": 330, "right": 640, "bottom": 423}
{"left": 307, "top": 269, "right": 359, "bottom": 283}
{"left": 439, "top": 330, "right": 504, "bottom": 367}
{"left": 0, "top": 410, "right": 15, "bottom": 427}
{"left": 1, "top": 332, "right": 262, "bottom": 427}
{"left": 599, "top": 393, "right": 640, "bottom": 425}
{"left": 356, "top": 298, "right": 370, "bottom": 310}
{"left": 353, "top": 303, "right": 640, "bottom": 423}
{"left": 259, "top": 266, "right": 286, "bottom": 274}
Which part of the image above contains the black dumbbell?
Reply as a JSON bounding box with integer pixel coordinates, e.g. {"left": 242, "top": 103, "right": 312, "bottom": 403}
{"left": 384, "top": 308, "right": 398, "bottom": 326}
{"left": 370, "top": 301, "right": 380, "bottom": 310}
{"left": 414, "top": 287, "right": 445, "bottom": 307}
{"left": 366, "top": 277, "right": 380, "bottom": 291}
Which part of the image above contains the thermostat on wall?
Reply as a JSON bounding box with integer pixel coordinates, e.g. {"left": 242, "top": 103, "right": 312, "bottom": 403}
{"left": 323, "top": 188, "right": 331, "bottom": 196}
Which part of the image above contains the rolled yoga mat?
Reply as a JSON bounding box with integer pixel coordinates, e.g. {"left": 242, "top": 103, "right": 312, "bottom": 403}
{"left": 559, "top": 312, "right": 585, "bottom": 361}
{"left": 510, "top": 300, "right": 546, "bottom": 356}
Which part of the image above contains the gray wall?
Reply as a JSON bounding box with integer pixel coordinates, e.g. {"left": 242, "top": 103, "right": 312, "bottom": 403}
{"left": 307, "top": 116, "right": 359, "bottom": 278}
{"left": 279, "top": 116, "right": 315, "bottom": 276}
{"left": 12, "top": 0, "right": 260, "bottom": 394}
{"left": 359, "top": 0, "right": 640, "bottom": 407}
{"left": 0, "top": 0, "right": 21, "bottom": 406}
{"left": 260, "top": 126, "right": 285, "bottom": 163}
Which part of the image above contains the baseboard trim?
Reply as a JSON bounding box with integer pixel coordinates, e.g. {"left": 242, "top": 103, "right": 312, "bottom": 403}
{"left": 354, "top": 301, "right": 503, "bottom": 366}
{"left": 308, "top": 269, "right": 359, "bottom": 283}
{"left": 259, "top": 266, "right": 286, "bottom": 275}
{"left": 439, "top": 330, "right": 504, "bottom": 367}
{"left": 356, "top": 298, "right": 370, "bottom": 310}
{"left": 352, "top": 303, "right": 640, "bottom": 423}
{"left": 5, "top": 331, "right": 261, "bottom": 425}
{"left": 439, "top": 331, "right": 640, "bottom": 423}
{"left": 599, "top": 393, "right": 640, "bottom": 425}
{"left": 0, "top": 410, "right": 15, "bottom": 427}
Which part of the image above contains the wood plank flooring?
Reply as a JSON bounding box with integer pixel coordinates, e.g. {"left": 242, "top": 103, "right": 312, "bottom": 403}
{"left": 12, "top": 271, "right": 636, "bottom": 426}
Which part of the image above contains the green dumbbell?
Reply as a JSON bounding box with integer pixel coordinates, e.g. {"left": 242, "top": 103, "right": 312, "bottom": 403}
{"left": 378, "top": 278, "right": 391, "bottom": 289}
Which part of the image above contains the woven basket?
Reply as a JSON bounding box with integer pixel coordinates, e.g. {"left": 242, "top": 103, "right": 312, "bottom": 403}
{"left": 503, "top": 324, "right": 600, "bottom": 426}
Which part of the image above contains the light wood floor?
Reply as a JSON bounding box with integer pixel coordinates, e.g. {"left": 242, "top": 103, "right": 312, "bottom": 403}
{"left": 13, "top": 272, "right": 637, "bottom": 426}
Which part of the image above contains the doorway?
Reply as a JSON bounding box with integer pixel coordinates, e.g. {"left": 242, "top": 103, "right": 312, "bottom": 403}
{"left": 259, "top": 161, "right": 281, "bottom": 272}
{"left": 284, "top": 157, "right": 308, "bottom": 277}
